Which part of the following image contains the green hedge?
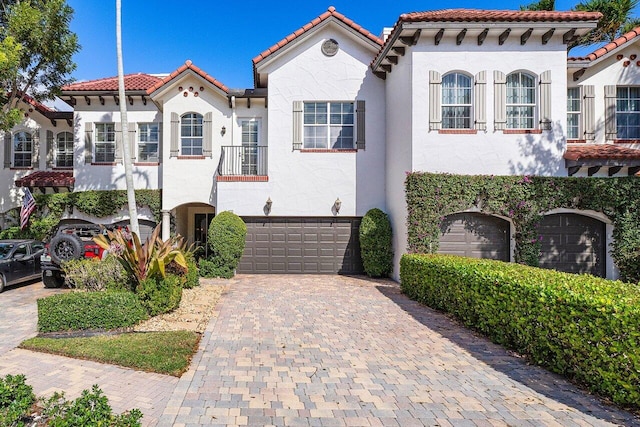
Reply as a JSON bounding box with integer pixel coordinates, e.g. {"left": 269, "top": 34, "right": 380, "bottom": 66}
{"left": 405, "top": 173, "right": 640, "bottom": 282}
{"left": 205, "top": 211, "right": 247, "bottom": 278}
{"left": 359, "top": 208, "right": 393, "bottom": 277}
{"left": 400, "top": 253, "right": 640, "bottom": 407}
{"left": 38, "top": 292, "right": 148, "bottom": 333}
{"left": 136, "top": 274, "right": 183, "bottom": 316}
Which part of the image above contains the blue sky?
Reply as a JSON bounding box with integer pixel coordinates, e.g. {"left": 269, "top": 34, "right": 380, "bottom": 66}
{"left": 66, "top": 0, "right": 632, "bottom": 89}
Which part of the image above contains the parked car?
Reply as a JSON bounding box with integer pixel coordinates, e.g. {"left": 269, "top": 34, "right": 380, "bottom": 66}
{"left": 0, "top": 239, "right": 45, "bottom": 292}
{"left": 41, "top": 223, "right": 109, "bottom": 288}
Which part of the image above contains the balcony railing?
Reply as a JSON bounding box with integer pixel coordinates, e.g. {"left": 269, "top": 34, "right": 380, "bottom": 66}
{"left": 218, "top": 145, "right": 268, "bottom": 176}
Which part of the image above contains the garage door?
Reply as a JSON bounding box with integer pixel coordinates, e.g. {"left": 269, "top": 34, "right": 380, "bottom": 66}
{"left": 438, "top": 213, "right": 510, "bottom": 261}
{"left": 238, "top": 217, "right": 364, "bottom": 274}
{"left": 539, "top": 213, "right": 605, "bottom": 277}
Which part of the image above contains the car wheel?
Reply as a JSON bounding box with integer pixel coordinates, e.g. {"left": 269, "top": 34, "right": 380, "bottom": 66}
{"left": 0, "top": 274, "right": 5, "bottom": 293}
{"left": 49, "top": 233, "right": 84, "bottom": 265}
{"left": 42, "top": 272, "right": 64, "bottom": 289}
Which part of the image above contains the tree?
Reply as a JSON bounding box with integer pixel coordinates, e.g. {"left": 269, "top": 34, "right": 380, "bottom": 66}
{"left": 115, "top": 0, "right": 139, "bottom": 236}
{"left": 520, "top": 0, "right": 555, "bottom": 11}
{"left": 573, "top": 0, "right": 640, "bottom": 47}
{"left": 0, "top": 0, "right": 79, "bottom": 131}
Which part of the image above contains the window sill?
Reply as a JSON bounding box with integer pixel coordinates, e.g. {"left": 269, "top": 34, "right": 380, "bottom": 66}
{"left": 134, "top": 162, "right": 160, "bottom": 166}
{"left": 217, "top": 175, "right": 269, "bottom": 182}
{"left": 503, "top": 129, "right": 543, "bottom": 134}
{"left": 567, "top": 139, "right": 587, "bottom": 144}
{"left": 300, "top": 149, "right": 357, "bottom": 153}
{"left": 9, "top": 167, "right": 33, "bottom": 171}
{"left": 176, "top": 155, "right": 206, "bottom": 159}
{"left": 91, "top": 162, "right": 118, "bottom": 166}
{"left": 613, "top": 139, "right": 640, "bottom": 144}
{"left": 438, "top": 129, "right": 478, "bottom": 134}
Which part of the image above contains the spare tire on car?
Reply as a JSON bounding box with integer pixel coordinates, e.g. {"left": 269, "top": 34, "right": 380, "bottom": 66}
{"left": 49, "top": 233, "right": 84, "bottom": 265}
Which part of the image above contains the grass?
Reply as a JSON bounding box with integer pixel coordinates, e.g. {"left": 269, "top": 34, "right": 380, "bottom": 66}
{"left": 19, "top": 331, "right": 200, "bottom": 377}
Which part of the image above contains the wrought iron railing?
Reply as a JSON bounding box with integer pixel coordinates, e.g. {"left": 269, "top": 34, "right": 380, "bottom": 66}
{"left": 218, "top": 145, "right": 268, "bottom": 176}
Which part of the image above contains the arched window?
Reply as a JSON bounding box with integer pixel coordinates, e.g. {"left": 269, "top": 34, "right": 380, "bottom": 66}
{"left": 181, "top": 113, "right": 203, "bottom": 155}
{"left": 13, "top": 131, "right": 32, "bottom": 167}
{"left": 506, "top": 72, "right": 536, "bottom": 129}
{"left": 442, "top": 73, "right": 472, "bottom": 129}
{"left": 56, "top": 131, "right": 74, "bottom": 167}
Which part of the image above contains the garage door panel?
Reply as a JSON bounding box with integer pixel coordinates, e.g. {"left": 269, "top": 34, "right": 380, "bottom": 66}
{"left": 240, "top": 217, "right": 363, "bottom": 274}
{"left": 439, "top": 213, "right": 510, "bottom": 262}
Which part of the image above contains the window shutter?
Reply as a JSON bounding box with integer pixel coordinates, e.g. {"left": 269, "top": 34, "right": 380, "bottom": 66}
{"left": 539, "top": 70, "right": 552, "bottom": 130}
{"left": 494, "top": 71, "right": 506, "bottom": 130}
{"left": 46, "top": 130, "right": 54, "bottom": 168}
{"left": 293, "top": 101, "right": 303, "bottom": 150}
{"left": 604, "top": 85, "right": 617, "bottom": 141}
{"left": 84, "top": 122, "right": 93, "bottom": 164}
{"left": 3, "top": 132, "right": 11, "bottom": 168}
{"left": 356, "top": 100, "right": 365, "bottom": 150}
{"left": 582, "top": 85, "right": 595, "bottom": 141}
{"left": 32, "top": 129, "right": 40, "bottom": 169}
{"left": 114, "top": 121, "right": 123, "bottom": 163}
{"left": 158, "top": 125, "right": 163, "bottom": 162}
{"left": 128, "top": 122, "right": 136, "bottom": 161}
{"left": 474, "top": 71, "right": 487, "bottom": 131}
{"left": 429, "top": 70, "right": 442, "bottom": 130}
{"left": 203, "top": 112, "right": 213, "bottom": 157}
{"left": 170, "top": 113, "right": 179, "bottom": 157}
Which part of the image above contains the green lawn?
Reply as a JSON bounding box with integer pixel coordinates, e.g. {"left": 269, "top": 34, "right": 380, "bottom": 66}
{"left": 20, "top": 331, "right": 200, "bottom": 377}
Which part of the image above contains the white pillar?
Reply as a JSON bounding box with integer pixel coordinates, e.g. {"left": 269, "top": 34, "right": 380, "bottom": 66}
{"left": 161, "top": 210, "right": 171, "bottom": 241}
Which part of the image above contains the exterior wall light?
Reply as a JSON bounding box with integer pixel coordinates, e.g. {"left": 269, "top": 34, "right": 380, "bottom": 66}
{"left": 334, "top": 197, "right": 341, "bottom": 214}
{"left": 221, "top": 126, "right": 226, "bottom": 136}
{"left": 264, "top": 197, "right": 272, "bottom": 215}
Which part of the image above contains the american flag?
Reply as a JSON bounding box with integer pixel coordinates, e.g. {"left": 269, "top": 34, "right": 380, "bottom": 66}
{"left": 20, "top": 188, "right": 36, "bottom": 230}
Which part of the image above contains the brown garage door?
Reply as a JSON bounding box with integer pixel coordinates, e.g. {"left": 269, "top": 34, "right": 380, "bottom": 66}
{"left": 238, "top": 217, "right": 364, "bottom": 274}
{"left": 539, "top": 213, "right": 605, "bottom": 277}
{"left": 438, "top": 212, "right": 510, "bottom": 261}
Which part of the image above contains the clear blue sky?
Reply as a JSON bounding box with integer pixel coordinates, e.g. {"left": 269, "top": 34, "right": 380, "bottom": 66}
{"left": 66, "top": 0, "right": 633, "bottom": 89}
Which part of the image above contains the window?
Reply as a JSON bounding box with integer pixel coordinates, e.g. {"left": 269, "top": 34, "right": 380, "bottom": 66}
{"left": 506, "top": 72, "right": 536, "bottom": 129}
{"left": 442, "top": 73, "right": 472, "bottom": 129}
{"left": 241, "top": 119, "right": 259, "bottom": 175}
{"left": 303, "top": 102, "right": 354, "bottom": 149}
{"left": 616, "top": 87, "right": 640, "bottom": 139}
{"left": 567, "top": 88, "right": 581, "bottom": 140}
{"left": 56, "top": 131, "right": 73, "bottom": 168}
{"left": 94, "top": 123, "right": 115, "bottom": 163}
{"left": 181, "top": 113, "right": 203, "bottom": 155}
{"left": 13, "top": 132, "right": 32, "bottom": 167}
{"left": 138, "top": 123, "right": 159, "bottom": 162}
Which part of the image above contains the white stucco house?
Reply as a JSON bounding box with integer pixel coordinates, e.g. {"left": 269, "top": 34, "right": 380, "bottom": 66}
{"left": 2, "top": 6, "right": 640, "bottom": 279}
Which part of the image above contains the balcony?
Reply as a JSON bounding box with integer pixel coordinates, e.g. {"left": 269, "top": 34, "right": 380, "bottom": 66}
{"left": 217, "top": 145, "right": 268, "bottom": 182}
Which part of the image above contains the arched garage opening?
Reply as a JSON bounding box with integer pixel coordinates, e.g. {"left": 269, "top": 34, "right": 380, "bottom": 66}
{"left": 538, "top": 213, "right": 606, "bottom": 277}
{"left": 438, "top": 212, "right": 510, "bottom": 261}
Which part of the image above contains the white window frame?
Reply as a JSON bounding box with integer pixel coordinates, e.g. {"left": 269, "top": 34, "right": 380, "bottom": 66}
{"left": 303, "top": 101, "right": 355, "bottom": 149}
{"left": 13, "top": 131, "right": 32, "bottom": 168}
{"left": 567, "top": 87, "right": 581, "bottom": 140}
{"left": 180, "top": 113, "right": 203, "bottom": 156}
{"left": 506, "top": 72, "right": 537, "bottom": 130}
{"left": 56, "top": 131, "right": 74, "bottom": 168}
{"left": 442, "top": 72, "right": 473, "bottom": 129}
{"left": 616, "top": 86, "right": 640, "bottom": 139}
{"left": 138, "top": 122, "right": 159, "bottom": 162}
{"left": 94, "top": 123, "right": 116, "bottom": 163}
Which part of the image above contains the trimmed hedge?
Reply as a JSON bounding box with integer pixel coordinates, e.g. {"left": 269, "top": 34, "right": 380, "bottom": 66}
{"left": 205, "top": 211, "right": 247, "bottom": 278}
{"left": 359, "top": 208, "right": 393, "bottom": 277}
{"left": 400, "top": 253, "right": 640, "bottom": 408}
{"left": 136, "top": 274, "right": 183, "bottom": 316}
{"left": 38, "top": 292, "right": 148, "bottom": 333}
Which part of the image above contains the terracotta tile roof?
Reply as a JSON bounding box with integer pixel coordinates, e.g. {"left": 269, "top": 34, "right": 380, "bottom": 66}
{"left": 568, "top": 27, "right": 640, "bottom": 62}
{"left": 15, "top": 171, "right": 74, "bottom": 188}
{"left": 399, "top": 9, "right": 602, "bottom": 23}
{"left": 62, "top": 73, "right": 162, "bottom": 92}
{"left": 564, "top": 144, "right": 640, "bottom": 161}
{"left": 252, "top": 6, "right": 383, "bottom": 66}
{"left": 146, "top": 60, "right": 228, "bottom": 95}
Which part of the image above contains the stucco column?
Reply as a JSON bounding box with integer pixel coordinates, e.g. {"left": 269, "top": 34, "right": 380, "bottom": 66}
{"left": 161, "top": 210, "right": 171, "bottom": 241}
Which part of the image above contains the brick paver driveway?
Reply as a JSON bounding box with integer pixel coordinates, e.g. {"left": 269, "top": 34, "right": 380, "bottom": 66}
{"left": 160, "top": 275, "right": 639, "bottom": 427}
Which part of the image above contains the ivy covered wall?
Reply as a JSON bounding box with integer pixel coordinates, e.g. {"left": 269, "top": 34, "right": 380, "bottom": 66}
{"left": 405, "top": 173, "right": 640, "bottom": 282}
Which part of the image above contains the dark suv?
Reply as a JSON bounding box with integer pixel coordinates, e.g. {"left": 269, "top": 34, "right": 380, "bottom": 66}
{"left": 40, "top": 223, "right": 109, "bottom": 288}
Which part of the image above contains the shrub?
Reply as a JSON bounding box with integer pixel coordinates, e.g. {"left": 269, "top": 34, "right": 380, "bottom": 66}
{"left": 0, "top": 374, "right": 35, "bottom": 427}
{"left": 400, "top": 253, "right": 640, "bottom": 408}
{"left": 38, "top": 292, "right": 148, "bottom": 333}
{"left": 62, "top": 256, "right": 133, "bottom": 291}
{"left": 41, "top": 384, "right": 142, "bottom": 426}
{"left": 206, "top": 211, "right": 247, "bottom": 278}
{"left": 359, "top": 208, "right": 393, "bottom": 277}
{"left": 197, "top": 258, "right": 218, "bottom": 278}
{"left": 184, "top": 256, "right": 200, "bottom": 289}
{"left": 136, "top": 274, "right": 183, "bottom": 316}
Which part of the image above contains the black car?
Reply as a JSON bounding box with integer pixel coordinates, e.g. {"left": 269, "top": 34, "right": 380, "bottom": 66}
{"left": 0, "top": 239, "right": 45, "bottom": 292}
